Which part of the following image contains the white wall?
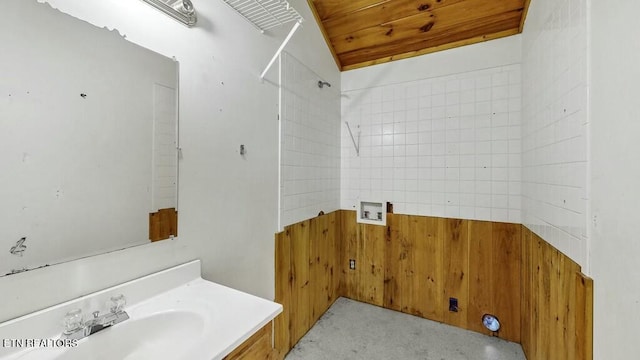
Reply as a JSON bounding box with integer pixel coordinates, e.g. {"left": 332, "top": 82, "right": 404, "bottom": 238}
{"left": 280, "top": 52, "right": 340, "bottom": 229}
{"left": 0, "top": 0, "right": 338, "bottom": 322}
{"left": 341, "top": 36, "right": 522, "bottom": 223}
{"left": 590, "top": 1, "right": 640, "bottom": 358}
{"left": 520, "top": 0, "right": 589, "bottom": 269}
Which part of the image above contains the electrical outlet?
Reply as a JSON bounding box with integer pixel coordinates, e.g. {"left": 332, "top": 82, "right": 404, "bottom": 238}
{"left": 349, "top": 259, "right": 356, "bottom": 270}
{"left": 449, "top": 297, "right": 458, "bottom": 312}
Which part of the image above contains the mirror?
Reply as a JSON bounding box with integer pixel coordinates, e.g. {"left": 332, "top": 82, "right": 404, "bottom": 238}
{"left": 0, "top": 0, "right": 179, "bottom": 276}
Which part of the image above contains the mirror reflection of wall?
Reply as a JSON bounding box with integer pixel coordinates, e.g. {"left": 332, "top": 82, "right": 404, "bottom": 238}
{"left": 0, "top": 0, "right": 179, "bottom": 276}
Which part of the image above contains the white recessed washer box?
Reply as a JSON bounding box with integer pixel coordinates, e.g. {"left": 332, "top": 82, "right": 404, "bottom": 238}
{"left": 357, "top": 200, "right": 387, "bottom": 226}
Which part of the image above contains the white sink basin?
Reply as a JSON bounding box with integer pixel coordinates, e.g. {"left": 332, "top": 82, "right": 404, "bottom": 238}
{"left": 0, "top": 261, "right": 282, "bottom": 360}
{"left": 14, "top": 311, "right": 204, "bottom": 360}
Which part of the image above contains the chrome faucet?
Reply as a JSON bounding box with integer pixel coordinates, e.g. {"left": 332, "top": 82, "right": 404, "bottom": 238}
{"left": 61, "top": 295, "right": 129, "bottom": 340}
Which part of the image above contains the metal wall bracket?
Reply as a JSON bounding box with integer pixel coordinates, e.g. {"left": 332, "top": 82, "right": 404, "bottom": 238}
{"left": 345, "top": 121, "right": 360, "bottom": 156}
{"left": 260, "top": 21, "right": 302, "bottom": 79}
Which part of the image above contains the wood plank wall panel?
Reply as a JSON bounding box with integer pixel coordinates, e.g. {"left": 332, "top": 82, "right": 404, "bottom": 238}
{"left": 564, "top": 256, "right": 577, "bottom": 360}
{"left": 341, "top": 210, "right": 359, "bottom": 301}
{"left": 492, "top": 223, "right": 521, "bottom": 342}
{"left": 273, "top": 231, "right": 291, "bottom": 358}
{"left": 520, "top": 226, "right": 533, "bottom": 353}
{"left": 309, "top": 213, "right": 341, "bottom": 325}
{"left": 148, "top": 207, "right": 177, "bottom": 241}
{"left": 361, "top": 219, "right": 386, "bottom": 305}
{"left": 289, "top": 219, "right": 311, "bottom": 346}
{"left": 309, "top": 217, "right": 323, "bottom": 325}
{"left": 400, "top": 215, "right": 421, "bottom": 316}
{"left": 342, "top": 211, "right": 386, "bottom": 306}
{"left": 549, "top": 248, "right": 562, "bottom": 358}
{"left": 418, "top": 216, "right": 445, "bottom": 321}
{"left": 384, "top": 215, "right": 445, "bottom": 320}
{"left": 467, "top": 221, "right": 493, "bottom": 335}
{"left": 576, "top": 273, "right": 593, "bottom": 360}
{"left": 275, "top": 211, "right": 593, "bottom": 359}
{"left": 442, "top": 218, "right": 470, "bottom": 329}
{"left": 383, "top": 214, "right": 403, "bottom": 311}
{"left": 274, "top": 212, "right": 342, "bottom": 359}
{"left": 520, "top": 226, "right": 593, "bottom": 360}
{"left": 328, "top": 213, "right": 342, "bottom": 313}
{"left": 340, "top": 211, "right": 521, "bottom": 343}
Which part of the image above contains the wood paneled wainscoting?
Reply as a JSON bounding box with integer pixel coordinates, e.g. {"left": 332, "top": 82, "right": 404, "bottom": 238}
{"left": 274, "top": 212, "right": 342, "bottom": 358}
{"left": 520, "top": 227, "right": 593, "bottom": 360}
{"left": 274, "top": 210, "right": 593, "bottom": 360}
{"left": 342, "top": 211, "right": 522, "bottom": 341}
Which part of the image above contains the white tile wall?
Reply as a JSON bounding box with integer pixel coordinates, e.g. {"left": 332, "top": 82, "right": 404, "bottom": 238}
{"left": 341, "top": 65, "right": 522, "bottom": 223}
{"left": 521, "top": 0, "right": 589, "bottom": 267}
{"left": 152, "top": 84, "right": 178, "bottom": 211}
{"left": 279, "top": 52, "right": 341, "bottom": 229}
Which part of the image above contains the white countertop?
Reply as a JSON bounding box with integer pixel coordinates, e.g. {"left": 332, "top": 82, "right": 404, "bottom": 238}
{"left": 0, "top": 260, "right": 282, "bottom": 360}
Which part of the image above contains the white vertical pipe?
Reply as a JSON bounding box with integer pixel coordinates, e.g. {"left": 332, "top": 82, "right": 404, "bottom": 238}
{"left": 260, "top": 21, "right": 301, "bottom": 79}
{"left": 277, "top": 54, "right": 283, "bottom": 231}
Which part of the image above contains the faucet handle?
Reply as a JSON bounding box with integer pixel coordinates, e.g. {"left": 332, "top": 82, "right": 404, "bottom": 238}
{"left": 108, "top": 294, "right": 126, "bottom": 313}
{"left": 63, "top": 309, "right": 83, "bottom": 334}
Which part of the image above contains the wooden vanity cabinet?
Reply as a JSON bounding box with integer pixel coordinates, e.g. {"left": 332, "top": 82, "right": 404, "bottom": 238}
{"left": 223, "top": 323, "right": 276, "bottom": 360}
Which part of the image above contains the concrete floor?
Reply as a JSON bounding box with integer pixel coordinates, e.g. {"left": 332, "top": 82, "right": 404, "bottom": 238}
{"left": 285, "top": 298, "right": 526, "bottom": 360}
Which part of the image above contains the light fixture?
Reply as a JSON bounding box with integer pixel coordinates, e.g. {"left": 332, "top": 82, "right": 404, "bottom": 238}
{"left": 140, "top": 0, "right": 197, "bottom": 27}
{"left": 482, "top": 314, "right": 501, "bottom": 332}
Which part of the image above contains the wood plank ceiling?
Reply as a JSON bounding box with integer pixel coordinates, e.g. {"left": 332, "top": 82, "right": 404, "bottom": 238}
{"left": 307, "top": 0, "right": 531, "bottom": 71}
